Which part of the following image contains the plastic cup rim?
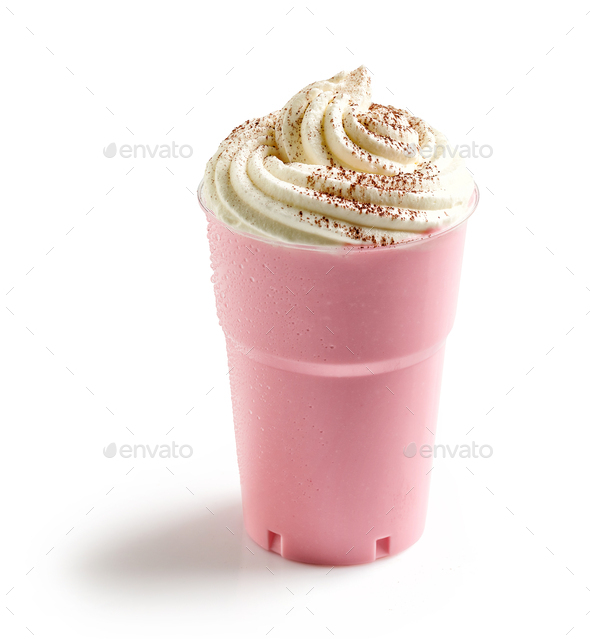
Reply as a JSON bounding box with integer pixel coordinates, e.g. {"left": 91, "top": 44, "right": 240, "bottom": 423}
{"left": 197, "top": 179, "right": 479, "bottom": 252}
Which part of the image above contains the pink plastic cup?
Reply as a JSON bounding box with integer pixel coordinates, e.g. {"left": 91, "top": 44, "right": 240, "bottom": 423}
{"left": 199, "top": 184, "right": 478, "bottom": 565}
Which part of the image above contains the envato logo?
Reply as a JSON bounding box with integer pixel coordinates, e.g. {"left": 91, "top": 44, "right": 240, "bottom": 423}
{"left": 403, "top": 442, "right": 493, "bottom": 459}
{"left": 103, "top": 442, "right": 193, "bottom": 459}
{"left": 102, "top": 142, "right": 193, "bottom": 159}
{"left": 404, "top": 142, "right": 493, "bottom": 160}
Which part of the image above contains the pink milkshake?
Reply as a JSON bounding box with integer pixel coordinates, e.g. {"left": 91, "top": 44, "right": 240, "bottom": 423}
{"left": 201, "top": 67, "right": 478, "bottom": 565}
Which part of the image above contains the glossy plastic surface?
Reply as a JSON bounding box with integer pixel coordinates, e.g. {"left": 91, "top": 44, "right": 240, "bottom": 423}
{"left": 202, "top": 190, "right": 474, "bottom": 565}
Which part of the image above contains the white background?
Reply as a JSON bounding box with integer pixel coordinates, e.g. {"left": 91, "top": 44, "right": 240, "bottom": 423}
{"left": 1, "top": 1, "right": 589, "bottom": 637}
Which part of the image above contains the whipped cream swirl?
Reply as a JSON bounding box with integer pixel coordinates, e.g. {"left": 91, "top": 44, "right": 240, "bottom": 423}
{"left": 202, "top": 67, "right": 475, "bottom": 246}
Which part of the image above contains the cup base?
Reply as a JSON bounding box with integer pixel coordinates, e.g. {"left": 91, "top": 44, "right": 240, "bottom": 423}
{"left": 243, "top": 517, "right": 427, "bottom": 566}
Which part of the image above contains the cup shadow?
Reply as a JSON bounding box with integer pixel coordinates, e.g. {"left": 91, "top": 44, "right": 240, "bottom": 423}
{"left": 75, "top": 498, "right": 276, "bottom": 592}
{"left": 73, "top": 496, "right": 381, "bottom": 600}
